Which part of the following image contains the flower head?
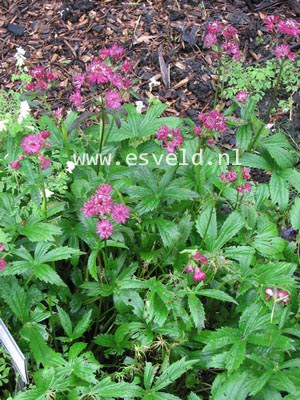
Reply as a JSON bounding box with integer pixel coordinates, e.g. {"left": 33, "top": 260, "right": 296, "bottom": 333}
{"left": 199, "top": 110, "right": 227, "bottom": 132}
{"left": 10, "top": 161, "right": 20, "bottom": 170}
{"left": 277, "top": 18, "right": 300, "bottom": 36}
{"left": 111, "top": 203, "right": 130, "bottom": 224}
{"left": 263, "top": 15, "right": 280, "bottom": 31}
{"left": 193, "top": 267, "right": 206, "bottom": 282}
{"left": 0, "top": 257, "right": 7, "bottom": 271}
{"left": 275, "top": 44, "right": 296, "bottom": 60}
{"left": 223, "top": 25, "right": 238, "bottom": 37}
{"left": 21, "top": 134, "right": 43, "bottom": 154}
{"left": 236, "top": 91, "right": 248, "bottom": 103}
{"left": 204, "top": 32, "right": 217, "bottom": 48}
{"left": 105, "top": 90, "right": 122, "bottom": 109}
{"left": 96, "top": 219, "right": 114, "bottom": 239}
{"left": 70, "top": 89, "right": 83, "bottom": 108}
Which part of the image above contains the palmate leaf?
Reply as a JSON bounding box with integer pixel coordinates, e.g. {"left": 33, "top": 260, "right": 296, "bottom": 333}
{"left": 260, "top": 133, "right": 295, "bottom": 169}
{"left": 226, "top": 341, "right": 246, "bottom": 373}
{"left": 199, "top": 289, "right": 238, "bottom": 304}
{"left": 0, "top": 277, "right": 30, "bottom": 322}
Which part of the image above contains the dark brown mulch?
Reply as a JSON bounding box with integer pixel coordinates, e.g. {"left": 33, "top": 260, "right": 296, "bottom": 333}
{"left": 0, "top": 0, "right": 300, "bottom": 121}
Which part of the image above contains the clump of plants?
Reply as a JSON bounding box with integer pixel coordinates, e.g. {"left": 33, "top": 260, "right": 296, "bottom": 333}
{"left": 0, "top": 18, "right": 299, "bottom": 400}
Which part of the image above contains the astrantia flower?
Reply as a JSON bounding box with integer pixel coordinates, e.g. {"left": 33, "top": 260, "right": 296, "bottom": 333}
{"left": 204, "top": 32, "right": 217, "bottom": 48}
{"left": 108, "top": 44, "right": 125, "bottom": 59}
{"left": 53, "top": 107, "right": 63, "bottom": 118}
{"left": 38, "top": 154, "right": 52, "bottom": 170}
{"left": 40, "top": 130, "right": 51, "bottom": 139}
{"left": 278, "top": 18, "right": 300, "bottom": 36}
{"left": 199, "top": 110, "right": 228, "bottom": 132}
{"left": 105, "top": 90, "right": 122, "bottom": 109}
{"left": 111, "top": 203, "right": 130, "bottom": 224}
{"left": 222, "top": 25, "right": 238, "bottom": 37}
{"left": 10, "top": 161, "right": 20, "bottom": 170}
{"left": 30, "top": 66, "right": 45, "bottom": 79}
{"left": 263, "top": 15, "right": 280, "bottom": 31}
{"left": 0, "top": 243, "right": 4, "bottom": 252}
{"left": 265, "top": 288, "right": 274, "bottom": 297}
{"left": 206, "top": 21, "right": 222, "bottom": 34}
{"left": 222, "top": 40, "right": 241, "bottom": 61}
{"left": 135, "top": 101, "right": 145, "bottom": 114}
{"left": 70, "top": 89, "right": 83, "bottom": 108}
{"left": 96, "top": 220, "right": 114, "bottom": 239}
{"left": 156, "top": 126, "right": 183, "bottom": 153}
{"left": 21, "top": 134, "right": 43, "bottom": 154}
{"left": 96, "top": 184, "right": 113, "bottom": 196}
{"left": 87, "top": 59, "right": 113, "bottom": 84}
{"left": 73, "top": 73, "right": 86, "bottom": 88}
{"left": 0, "top": 257, "right": 7, "bottom": 271}
{"left": 193, "top": 125, "right": 202, "bottom": 136}
{"left": 193, "top": 267, "right": 206, "bottom": 282}
{"left": 278, "top": 290, "right": 290, "bottom": 304}
{"left": 242, "top": 167, "right": 251, "bottom": 180}
{"left": 18, "top": 101, "right": 31, "bottom": 124}
{"left": 185, "top": 265, "right": 194, "bottom": 273}
{"left": 275, "top": 44, "right": 296, "bottom": 60}
{"left": 236, "top": 91, "right": 248, "bottom": 103}
{"left": 220, "top": 170, "right": 238, "bottom": 183}
{"left": 122, "top": 60, "right": 132, "bottom": 72}
{"left": 194, "top": 251, "right": 208, "bottom": 265}
{"left": 236, "top": 183, "right": 252, "bottom": 193}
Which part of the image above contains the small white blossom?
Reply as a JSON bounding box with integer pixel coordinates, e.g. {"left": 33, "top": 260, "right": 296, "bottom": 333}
{"left": 135, "top": 101, "right": 145, "bottom": 114}
{"left": 149, "top": 76, "right": 160, "bottom": 92}
{"left": 18, "top": 101, "right": 31, "bottom": 124}
{"left": 0, "top": 120, "right": 9, "bottom": 132}
{"left": 14, "top": 47, "right": 26, "bottom": 67}
{"left": 66, "top": 161, "right": 76, "bottom": 173}
{"left": 44, "top": 189, "right": 54, "bottom": 198}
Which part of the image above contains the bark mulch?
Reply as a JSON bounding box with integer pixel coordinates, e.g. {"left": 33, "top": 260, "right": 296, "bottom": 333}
{"left": 1, "top": 0, "right": 300, "bottom": 123}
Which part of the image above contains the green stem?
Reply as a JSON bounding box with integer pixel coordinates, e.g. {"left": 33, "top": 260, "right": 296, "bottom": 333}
{"left": 214, "top": 56, "right": 222, "bottom": 108}
{"left": 39, "top": 165, "right": 48, "bottom": 220}
{"left": 97, "top": 108, "right": 106, "bottom": 175}
{"left": 248, "top": 59, "right": 285, "bottom": 152}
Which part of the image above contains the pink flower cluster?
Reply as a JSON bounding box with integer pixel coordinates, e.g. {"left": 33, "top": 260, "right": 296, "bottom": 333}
{"left": 264, "top": 16, "right": 300, "bottom": 36}
{"left": 25, "top": 66, "right": 56, "bottom": 91}
{"left": 220, "top": 167, "right": 252, "bottom": 193}
{"left": 82, "top": 184, "right": 130, "bottom": 239}
{"left": 155, "top": 125, "right": 183, "bottom": 153}
{"left": 265, "top": 287, "right": 290, "bottom": 304}
{"left": 69, "top": 45, "right": 131, "bottom": 109}
{"left": 185, "top": 251, "right": 208, "bottom": 282}
{"left": 236, "top": 91, "right": 248, "bottom": 103}
{"left": 198, "top": 110, "right": 228, "bottom": 133}
{"left": 204, "top": 21, "right": 241, "bottom": 61}
{"left": 263, "top": 16, "right": 299, "bottom": 61}
{"left": 0, "top": 257, "right": 7, "bottom": 271}
{"left": 11, "top": 131, "right": 52, "bottom": 171}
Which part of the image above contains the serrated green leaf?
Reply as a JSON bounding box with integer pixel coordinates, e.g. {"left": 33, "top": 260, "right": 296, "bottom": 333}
{"left": 226, "top": 341, "right": 246, "bottom": 373}
{"left": 154, "top": 359, "right": 197, "bottom": 391}
{"left": 188, "top": 293, "right": 205, "bottom": 329}
{"left": 195, "top": 202, "right": 217, "bottom": 251}
{"left": 144, "top": 362, "right": 157, "bottom": 390}
{"left": 290, "top": 197, "right": 300, "bottom": 230}
{"left": 214, "top": 211, "right": 244, "bottom": 249}
{"left": 57, "top": 306, "right": 73, "bottom": 338}
{"left": 154, "top": 218, "right": 180, "bottom": 248}
{"left": 34, "top": 263, "right": 66, "bottom": 286}
{"left": 269, "top": 173, "right": 289, "bottom": 210}
{"left": 199, "top": 289, "right": 238, "bottom": 304}
{"left": 72, "top": 310, "right": 92, "bottom": 339}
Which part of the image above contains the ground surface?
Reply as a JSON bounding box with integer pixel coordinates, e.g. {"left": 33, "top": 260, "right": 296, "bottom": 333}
{"left": 1, "top": 0, "right": 300, "bottom": 121}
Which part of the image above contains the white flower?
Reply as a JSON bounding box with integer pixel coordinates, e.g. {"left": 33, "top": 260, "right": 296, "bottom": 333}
{"left": 14, "top": 47, "right": 26, "bottom": 67}
{"left": 0, "top": 120, "right": 9, "bottom": 132}
{"left": 66, "top": 161, "right": 76, "bottom": 173}
{"left": 135, "top": 101, "right": 145, "bottom": 114}
{"left": 149, "top": 76, "right": 160, "bottom": 91}
{"left": 44, "top": 189, "right": 54, "bottom": 198}
{"left": 18, "top": 101, "right": 31, "bottom": 124}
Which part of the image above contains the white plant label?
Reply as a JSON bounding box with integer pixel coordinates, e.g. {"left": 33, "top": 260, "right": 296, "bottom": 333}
{"left": 0, "top": 319, "right": 28, "bottom": 384}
